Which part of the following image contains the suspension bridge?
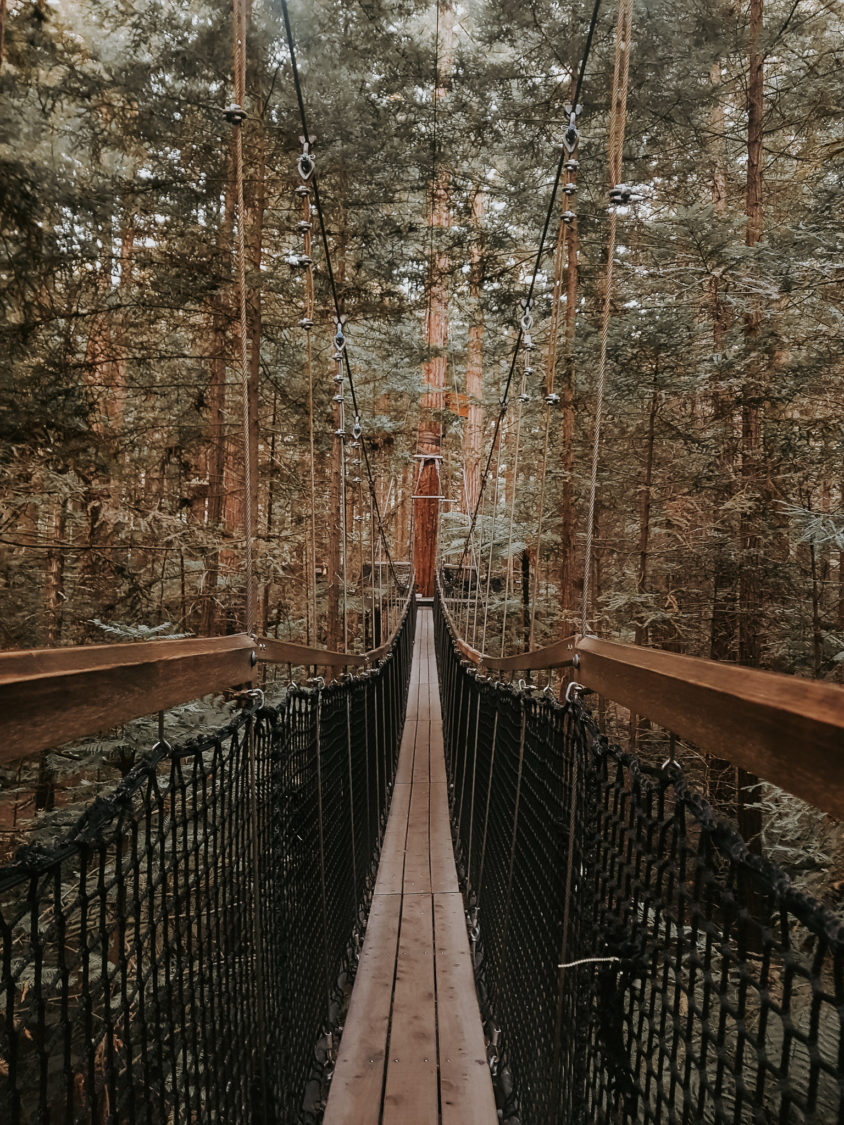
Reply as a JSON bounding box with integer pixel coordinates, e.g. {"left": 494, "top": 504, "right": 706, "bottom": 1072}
{"left": 2, "top": 0, "right": 844, "bottom": 1122}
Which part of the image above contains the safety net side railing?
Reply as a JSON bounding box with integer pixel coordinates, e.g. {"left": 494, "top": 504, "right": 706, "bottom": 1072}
{"left": 434, "top": 586, "right": 844, "bottom": 1125}
{"left": 0, "top": 593, "right": 416, "bottom": 1124}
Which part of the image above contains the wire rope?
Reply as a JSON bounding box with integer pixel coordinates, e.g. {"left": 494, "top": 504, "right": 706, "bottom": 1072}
{"left": 230, "top": 0, "right": 257, "bottom": 636}
{"left": 580, "top": 0, "right": 631, "bottom": 636}
{"left": 499, "top": 369, "right": 528, "bottom": 656}
{"left": 454, "top": 0, "right": 604, "bottom": 583}
{"left": 278, "top": 0, "right": 405, "bottom": 593}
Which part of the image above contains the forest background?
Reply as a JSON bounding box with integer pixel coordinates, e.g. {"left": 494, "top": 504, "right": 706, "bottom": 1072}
{"left": 0, "top": 0, "right": 843, "bottom": 890}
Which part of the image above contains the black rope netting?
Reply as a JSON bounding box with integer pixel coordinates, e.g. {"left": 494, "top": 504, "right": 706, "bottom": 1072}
{"left": 0, "top": 596, "right": 415, "bottom": 1124}
{"left": 434, "top": 589, "right": 844, "bottom": 1125}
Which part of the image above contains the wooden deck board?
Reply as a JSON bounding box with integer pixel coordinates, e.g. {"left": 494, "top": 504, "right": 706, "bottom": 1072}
{"left": 323, "top": 893, "right": 402, "bottom": 1125}
{"left": 435, "top": 892, "right": 498, "bottom": 1124}
{"left": 324, "top": 607, "right": 496, "bottom": 1124}
{"left": 382, "top": 893, "right": 438, "bottom": 1124}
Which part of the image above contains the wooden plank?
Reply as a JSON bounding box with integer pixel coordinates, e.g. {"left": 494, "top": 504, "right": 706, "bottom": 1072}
{"left": 429, "top": 782, "right": 459, "bottom": 894}
{"left": 382, "top": 894, "right": 438, "bottom": 1125}
{"left": 374, "top": 782, "right": 411, "bottom": 895}
{"left": 411, "top": 722, "right": 430, "bottom": 784}
{"left": 394, "top": 722, "right": 417, "bottom": 785}
{"left": 256, "top": 635, "right": 364, "bottom": 668}
{"left": 434, "top": 892, "right": 497, "bottom": 1123}
{"left": 577, "top": 636, "right": 844, "bottom": 820}
{"left": 0, "top": 637, "right": 255, "bottom": 763}
{"left": 323, "top": 893, "right": 402, "bottom": 1125}
{"left": 402, "top": 779, "right": 431, "bottom": 894}
{"left": 429, "top": 721, "right": 446, "bottom": 784}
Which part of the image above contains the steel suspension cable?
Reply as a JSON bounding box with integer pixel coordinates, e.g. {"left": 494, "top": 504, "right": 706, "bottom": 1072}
{"left": 278, "top": 0, "right": 404, "bottom": 593}
{"left": 454, "top": 0, "right": 604, "bottom": 584}
{"left": 581, "top": 0, "right": 632, "bottom": 636}
{"left": 230, "top": 0, "right": 256, "bottom": 635}
{"left": 499, "top": 369, "right": 528, "bottom": 656}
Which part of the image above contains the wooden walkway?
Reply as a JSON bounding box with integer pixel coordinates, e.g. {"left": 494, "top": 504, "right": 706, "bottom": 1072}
{"left": 323, "top": 606, "right": 497, "bottom": 1125}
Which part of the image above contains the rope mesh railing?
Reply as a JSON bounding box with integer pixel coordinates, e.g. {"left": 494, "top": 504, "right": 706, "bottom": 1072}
{"left": 0, "top": 594, "right": 416, "bottom": 1124}
{"left": 434, "top": 588, "right": 844, "bottom": 1125}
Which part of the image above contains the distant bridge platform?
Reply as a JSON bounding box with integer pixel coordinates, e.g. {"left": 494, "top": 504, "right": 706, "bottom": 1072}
{"left": 323, "top": 606, "right": 496, "bottom": 1124}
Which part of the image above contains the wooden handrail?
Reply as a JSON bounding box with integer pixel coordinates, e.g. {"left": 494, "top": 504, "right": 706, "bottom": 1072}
{"left": 0, "top": 635, "right": 255, "bottom": 766}
{"left": 437, "top": 593, "right": 577, "bottom": 671}
{"left": 0, "top": 583, "right": 415, "bottom": 763}
{"left": 437, "top": 582, "right": 844, "bottom": 820}
{"left": 576, "top": 636, "right": 844, "bottom": 820}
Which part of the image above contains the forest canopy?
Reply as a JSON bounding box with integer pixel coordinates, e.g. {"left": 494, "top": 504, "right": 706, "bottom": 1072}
{"left": 1, "top": 0, "right": 842, "bottom": 684}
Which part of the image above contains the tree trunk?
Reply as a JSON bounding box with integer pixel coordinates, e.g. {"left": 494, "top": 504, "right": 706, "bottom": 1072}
{"left": 737, "top": 0, "right": 765, "bottom": 895}
{"left": 204, "top": 144, "right": 236, "bottom": 636}
{"left": 414, "top": 0, "right": 454, "bottom": 596}
{"left": 44, "top": 498, "right": 66, "bottom": 645}
{"left": 630, "top": 383, "right": 658, "bottom": 748}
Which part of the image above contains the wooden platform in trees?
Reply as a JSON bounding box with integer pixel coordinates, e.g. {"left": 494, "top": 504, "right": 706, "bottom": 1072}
{"left": 323, "top": 608, "right": 496, "bottom": 1125}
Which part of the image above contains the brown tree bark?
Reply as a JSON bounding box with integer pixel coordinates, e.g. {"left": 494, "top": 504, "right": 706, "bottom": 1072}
{"left": 736, "top": 0, "right": 765, "bottom": 875}
{"left": 203, "top": 144, "right": 236, "bottom": 636}
{"left": 414, "top": 0, "right": 454, "bottom": 596}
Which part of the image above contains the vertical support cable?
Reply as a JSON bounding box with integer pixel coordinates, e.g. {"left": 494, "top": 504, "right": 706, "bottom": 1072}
{"left": 345, "top": 694, "right": 358, "bottom": 902}
{"left": 246, "top": 711, "right": 268, "bottom": 1113}
{"left": 230, "top": 0, "right": 256, "bottom": 636}
{"left": 314, "top": 689, "right": 332, "bottom": 1008}
{"left": 581, "top": 0, "right": 632, "bottom": 636}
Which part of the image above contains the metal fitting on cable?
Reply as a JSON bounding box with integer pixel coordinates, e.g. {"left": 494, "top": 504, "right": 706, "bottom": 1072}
{"left": 518, "top": 392, "right": 530, "bottom": 403}
{"left": 564, "top": 159, "right": 579, "bottom": 173}
{"left": 546, "top": 392, "right": 560, "bottom": 405}
{"left": 563, "top": 101, "right": 582, "bottom": 152}
{"left": 352, "top": 415, "right": 362, "bottom": 440}
{"left": 224, "top": 103, "right": 247, "bottom": 124}
{"left": 295, "top": 184, "right": 311, "bottom": 197}
{"left": 524, "top": 366, "right": 534, "bottom": 376}
{"left": 563, "top": 182, "right": 577, "bottom": 196}
{"left": 335, "top": 428, "right": 346, "bottom": 438}
{"left": 297, "top": 220, "right": 312, "bottom": 232}
{"left": 333, "top": 372, "right": 344, "bottom": 384}
{"left": 332, "top": 394, "right": 343, "bottom": 403}
{"left": 297, "top": 141, "right": 315, "bottom": 181}
{"left": 299, "top": 317, "right": 314, "bottom": 330}
{"left": 610, "top": 183, "right": 636, "bottom": 205}
{"left": 562, "top": 210, "right": 576, "bottom": 224}
{"left": 297, "top": 254, "right": 313, "bottom": 268}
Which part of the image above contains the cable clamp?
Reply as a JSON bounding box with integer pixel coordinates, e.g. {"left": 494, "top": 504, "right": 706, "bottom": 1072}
{"left": 299, "top": 317, "right": 314, "bottom": 330}
{"left": 352, "top": 415, "right": 362, "bottom": 440}
{"left": 545, "top": 392, "right": 560, "bottom": 405}
{"left": 518, "top": 392, "right": 530, "bottom": 404}
{"left": 563, "top": 102, "right": 582, "bottom": 153}
{"left": 333, "top": 315, "right": 347, "bottom": 352}
{"left": 224, "top": 103, "right": 247, "bottom": 125}
{"left": 297, "top": 139, "right": 315, "bottom": 181}
{"left": 563, "top": 182, "right": 577, "bottom": 196}
{"left": 295, "top": 184, "right": 311, "bottom": 198}
{"left": 519, "top": 297, "right": 533, "bottom": 332}
{"left": 562, "top": 210, "right": 576, "bottom": 225}
{"left": 609, "top": 183, "right": 637, "bottom": 206}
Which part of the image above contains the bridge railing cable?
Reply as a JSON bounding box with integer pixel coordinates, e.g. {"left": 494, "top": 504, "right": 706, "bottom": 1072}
{"left": 434, "top": 588, "right": 844, "bottom": 1125}
{"left": 0, "top": 595, "right": 416, "bottom": 1123}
